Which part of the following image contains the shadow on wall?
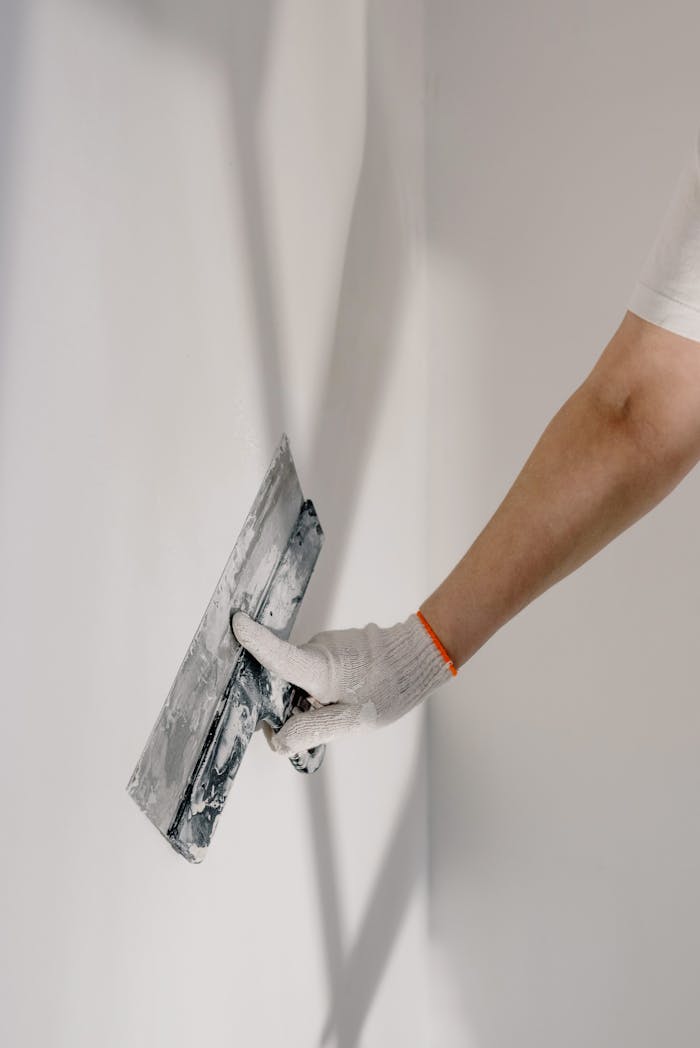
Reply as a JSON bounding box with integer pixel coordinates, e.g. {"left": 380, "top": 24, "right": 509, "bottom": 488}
{"left": 0, "top": 0, "right": 24, "bottom": 379}
{"left": 218, "top": 4, "right": 426, "bottom": 1044}
{"left": 43, "top": 1, "right": 424, "bottom": 1045}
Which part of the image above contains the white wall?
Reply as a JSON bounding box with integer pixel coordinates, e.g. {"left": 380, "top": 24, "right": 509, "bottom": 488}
{"left": 0, "top": 2, "right": 430, "bottom": 1045}
{"left": 426, "top": 3, "right": 700, "bottom": 1046}
{"left": 7, "top": 4, "right": 698, "bottom": 1046}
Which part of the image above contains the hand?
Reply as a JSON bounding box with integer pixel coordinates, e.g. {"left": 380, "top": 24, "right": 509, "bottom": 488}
{"left": 231, "top": 611, "right": 455, "bottom": 756}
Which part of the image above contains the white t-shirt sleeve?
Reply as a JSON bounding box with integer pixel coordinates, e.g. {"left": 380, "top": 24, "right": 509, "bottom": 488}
{"left": 628, "top": 128, "right": 700, "bottom": 342}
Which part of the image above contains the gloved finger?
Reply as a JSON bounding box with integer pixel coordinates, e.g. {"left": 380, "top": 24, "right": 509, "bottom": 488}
{"left": 269, "top": 701, "right": 377, "bottom": 756}
{"left": 258, "top": 691, "right": 325, "bottom": 752}
{"left": 232, "top": 612, "right": 331, "bottom": 697}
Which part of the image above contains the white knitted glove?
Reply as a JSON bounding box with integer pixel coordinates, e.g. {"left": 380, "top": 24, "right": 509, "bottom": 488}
{"left": 231, "top": 611, "right": 455, "bottom": 756}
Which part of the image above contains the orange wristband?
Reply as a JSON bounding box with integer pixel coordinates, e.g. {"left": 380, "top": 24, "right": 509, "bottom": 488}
{"left": 416, "top": 610, "right": 457, "bottom": 676}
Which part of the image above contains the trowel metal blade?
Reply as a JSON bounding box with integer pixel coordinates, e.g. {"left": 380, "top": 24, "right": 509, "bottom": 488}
{"left": 127, "top": 434, "right": 324, "bottom": 862}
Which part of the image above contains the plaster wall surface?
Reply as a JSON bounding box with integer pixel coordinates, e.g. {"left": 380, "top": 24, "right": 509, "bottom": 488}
{"left": 0, "top": 2, "right": 429, "bottom": 1046}
{"left": 425, "top": 3, "right": 700, "bottom": 1046}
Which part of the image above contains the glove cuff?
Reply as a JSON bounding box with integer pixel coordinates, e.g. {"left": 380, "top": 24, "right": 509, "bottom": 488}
{"left": 380, "top": 613, "right": 456, "bottom": 712}
{"left": 415, "top": 610, "right": 457, "bottom": 676}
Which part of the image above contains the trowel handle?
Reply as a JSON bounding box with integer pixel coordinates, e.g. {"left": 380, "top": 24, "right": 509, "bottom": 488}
{"left": 285, "top": 686, "right": 326, "bottom": 774}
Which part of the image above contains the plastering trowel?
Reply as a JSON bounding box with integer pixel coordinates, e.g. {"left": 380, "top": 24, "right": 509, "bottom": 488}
{"left": 127, "top": 435, "right": 324, "bottom": 863}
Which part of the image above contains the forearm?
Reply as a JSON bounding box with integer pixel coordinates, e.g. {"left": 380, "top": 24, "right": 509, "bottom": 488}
{"left": 421, "top": 312, "right": 700, "bottom": 669}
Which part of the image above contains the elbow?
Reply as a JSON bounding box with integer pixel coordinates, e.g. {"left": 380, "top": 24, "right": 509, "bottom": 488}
{"left": 589, "top": 379, "right": 696, "bottom": 487}
{"left": 588, "top": 381, "right": 664, "bottom": 463}
{"left": 585, "top": 324, "right": 700, "bottom": 481}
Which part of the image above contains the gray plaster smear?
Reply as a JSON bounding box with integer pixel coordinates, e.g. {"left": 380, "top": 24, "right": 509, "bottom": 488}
{"left": 127, "top": 435, "right": 324, "bottom": 862}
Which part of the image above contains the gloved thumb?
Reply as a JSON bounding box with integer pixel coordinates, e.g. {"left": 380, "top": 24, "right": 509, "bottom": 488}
{"left": 268, "top": 700, "right": 378, "bottom": 756}
{"left": 232, "top": 611, "right": 330, "bottom": 697}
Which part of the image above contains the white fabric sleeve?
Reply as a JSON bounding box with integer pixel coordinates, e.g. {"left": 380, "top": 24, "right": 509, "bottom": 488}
{"left": 628, "top": 127, "right": 700, "bottom": 342}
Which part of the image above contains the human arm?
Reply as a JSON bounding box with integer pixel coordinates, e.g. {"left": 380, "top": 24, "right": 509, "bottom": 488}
{"left": 423, "top": 123, "right": 700, "bottom": 668}
{"left": 234, "top": 310, "right": 700, "bottom": 755}
{"left": 234, "top": 127, "right": 700, "bottom": 755}
{"left": 421, "top": 309, "right": 700, "bottom": 668}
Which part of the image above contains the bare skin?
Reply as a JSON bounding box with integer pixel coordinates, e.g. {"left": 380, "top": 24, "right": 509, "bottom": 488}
{"left": 421, "top": 310, "right": 700, "bottom": 669}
